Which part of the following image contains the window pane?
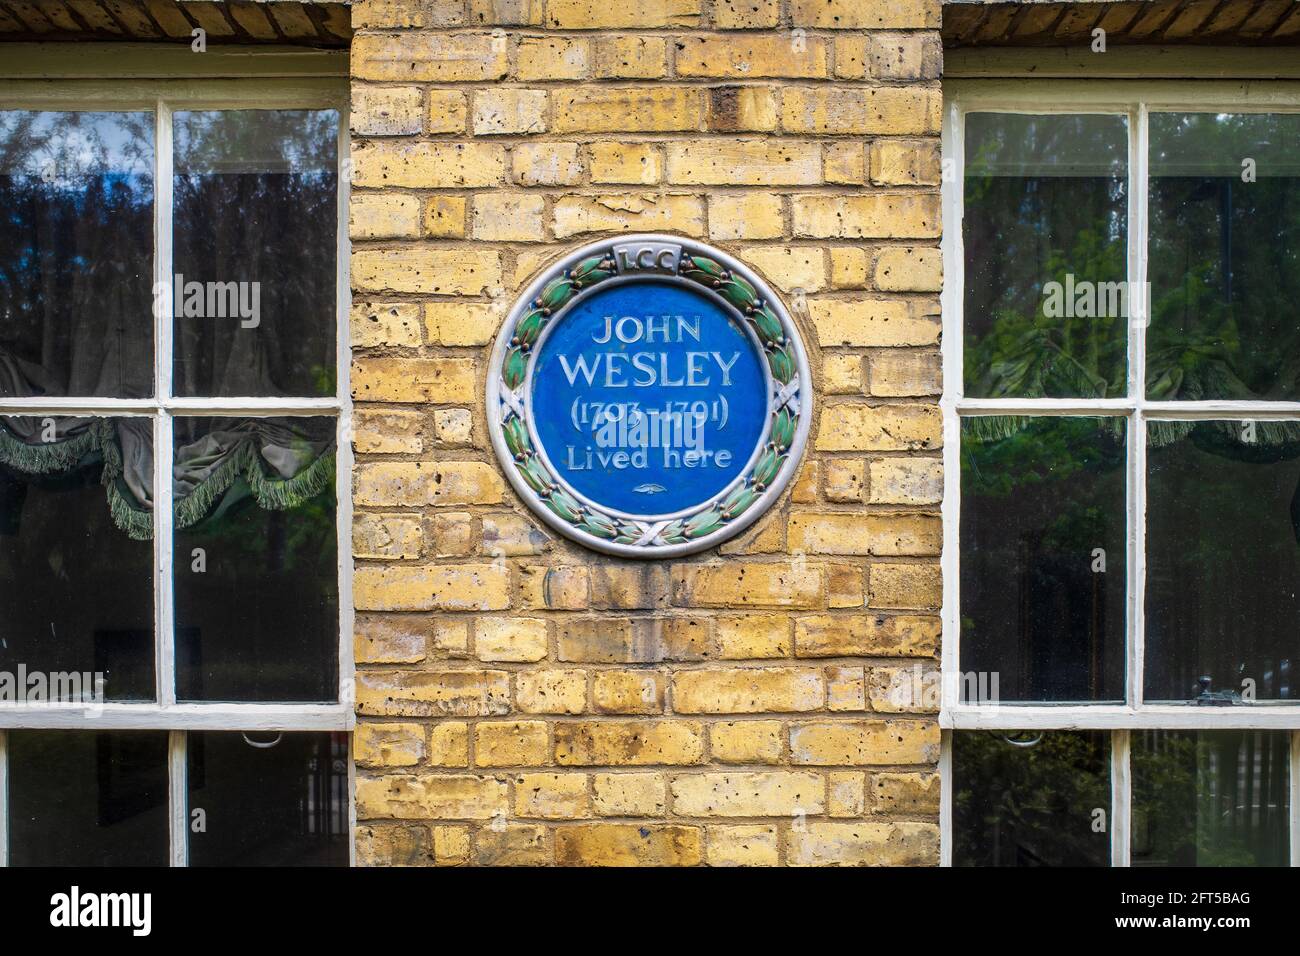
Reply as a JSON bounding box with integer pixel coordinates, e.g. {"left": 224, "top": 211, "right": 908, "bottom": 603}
{"left": 187, "top": 731, "right": 349, "bottom": 866}
{"left": 0, "top": 111, "right": 154, "bottom": 399}
{"left": 1145, "top": 420, "right": 1300, "bottom": 701}
{"left": 1148, "top": 113, "right": 1300, "bottom": 401}
{"left": 7, "top": 730, "right": 169, "bottom": 866}
{"left": 1132, "top": 730, "right": 1289, "bottom": 866}
{"left": 963, "top": 112, "right": 1129, "bottom": 399}
{"left": 173, "top": 416, "right": 338, "bottom": 702}
{"left": 0, "top": 416, "right": 154, "bottom": 701}
{"left": 954, "top": 730, "right": 1111, "bottom": 866}
{"left": 172, "top": 109, "right": 338, "bottom": 398}
{"left": 960, "top": 416, "right": 1126, "bottom": 701}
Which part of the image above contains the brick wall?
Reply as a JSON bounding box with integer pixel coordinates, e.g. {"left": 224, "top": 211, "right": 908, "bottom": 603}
{"left": 348, "top": 0, "right": 945, "bottom": 866}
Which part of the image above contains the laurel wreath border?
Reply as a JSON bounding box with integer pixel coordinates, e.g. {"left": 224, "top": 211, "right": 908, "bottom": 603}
{"left": 494, "top": 242, "right": 803, "bottom": 550}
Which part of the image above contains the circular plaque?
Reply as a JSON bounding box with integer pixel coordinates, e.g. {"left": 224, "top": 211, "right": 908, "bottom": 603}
{"left": 486, "top": 234, "right": 812, "bottom": 557}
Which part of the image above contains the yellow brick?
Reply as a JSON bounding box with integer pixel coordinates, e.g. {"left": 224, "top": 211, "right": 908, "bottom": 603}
{"left": 475, "top": 720, "right": 550, "bottom": 767}
{"left": 671, "top": 668, "right": 824, "bottom": 713}
{"left": 352, "top": 33, "right": 509, "bottom": 82}
{"left": 589, "top": 142, "right": 662, "bottom": 185}
{"left": 588, "top": 567, "right": 670, "bottom": 610}
{"left": 868, "top": 663, "right": 940, "bottom": 714}
{"left": 356, "top": 775, "right": 508, "bottom": 820}
{"left": 707, "top": 85, "right": 779, "bottom": 132}
{"left": 714, "top": 0, "right": 779, "bottom": 27}
{"left": 514, "top": 772, "right": 589, "bottom": 819}
{"left": 350, "top": 193, "right": 421, "bottom": 240}
{"left": 351, "top": 247, "right": 502, "bottom": 295}
{"left": 874, "top": 245, "right": 942, "bottom": 291}
{"left": 869, "top": 563, "right": 941, "bottom": 609}
{"left": 715, "top": 615, "right": 790, "bottom": 659}
{"left": 353, "top": 0, "right": 464, "bottom": 28}
{"left": 553, "top": 87, "right": 703, "bottom": 133}
{"left": 868, "top": 458, "right": 942, "bottom": 505}
{"left": 828, "top": 771, "right": 867, "bottom": 816}
{"left": 593, "top": 35, "right": 669, "bottom": 78}
{"left": 475, "top": 617, "right": 548, "bottom": 662}
{"left": 789, "top": 512, "right": 942, "bottom": 556}
{"left": 351, "top": 85, "right": 423, "bottom": 136}
{"left": 787, "top": 821, "right": 940, "bottom": 866}
{"left": 814, "top": 404, "right": 942, "bottom": 452}
{"left": 428, "top": 512, "right": 476, "bottom": 557}
{"left": 516, "top": 669, "right": 587, "bottom": 714}
{"left": 517, "top": 36, "right": 589, "bottom": 80}
{"left": 829, "top": 246, "right": 870, "bottom": 289}
{"left": 793, "top": 194, "right": 939, "bottom": 239}
{"left": 354, "top": 565, "right": 511, "bottom": 612}
{"left": 826, "top": 665, "right": 867, "bottom": 711}
{"left": 473, "top": 88, "right": 548, "bottom": 136}
{"left": 789, "top": 719, "right": 940, "bottom": 765}
{"left": 670, "top": 771, "right": 823, "bottom": 816}
{"left": 810, "top": 298, "right": 939, "bottom": 347}
{"left": 593, "top": 671, "right": 663, "bottom": 714}
{"left": 355, "top": 722, "right": 427, "bottom": 767}
{"left": 870, "top": 771, "right": 940, "bottom": 814}
{"left": 353, "top": 513, "right": 424, "bottom": 560}
{"left": 356, "top": 670, "right": 511, "bottom": 717}
{"left": 672, "top": 562, "right": 825, "bottom": 609}
{"left": 822, "top": 354, "right": 864, "bottom": 394}
{"left": 546, "top": 0, "right": 701, "bottom": 28}
{"left": 423, "top": 195, "right": 469, "bottom": 238}
{"left": 666, "top": 140, "right": 820, "bottom": 186}
{"left": 555, "top": 824, "right": 702, "bottom": 866}
{"left": 519, "top": 565, "right": 590, "bottom": 610}
{"left": 352, "top": 140, "right": 505, "bottom": 189}
{"left": 472, "top": 192, "right": 546, "bottom": 241}
{"left": 710, "top": 720, "right": 783, "bottom": 764}
{"left": 467, "top": 0, "right": 544, "bottom": 25}
{"left": 554, "top": 721, "right": 705, "bottom": 766}
{"left": 427, "top": 89, "right": 470, "bottom": 133}
{"left": 351, "top": 357, "right": 478, "bottom": 403}
{"left": 355, "top": 825, "right": 432, "bottom": 866}
{"left": 782, "top": 87, "right": 941, "bottom": 135}
{"left": 424, "top": 301, "right": 502, "bottom": 346}
{"left": 481, "top": 514, "right": 550, "bottom": 556}
{"left": 429, "top": 722, "right": 471, "bottom": 767}
{"left": 707, "top": 825, "right": 779, "bottom": 866}
{"left": 824, "top": 141, "right": 867, "bottom": 184}
{"left": 432, "top": 825, "right": 470, "bottom": 865}
{"left": 513, "top": 142, "right": 583, "bottom": 186}
{"left": 791, "top": 0, "right": 939, "bottom": 28}
{"left": 592, "top": 772, "right": 666, "bottom": 815}
{"left": 870, "top": 138, "right": 942, "bottom": 186}
{"left": 355, "top": 616, "right": 429, "bottom": 664}
{"left": 708, "top": 194, "right": 784, "bottom": 241}
{"left": 870, "top": 351, "right": 942, "bottom": 397}
{"left": 676, "top": 34, "right": 828, "bottom": 78}
{"left": 827, "top": 563, "right": 865, "bottom": 609}
{"left": 553, "top": 193, "right": 705, "bottom": 239}
{"left": 823, "top": 459, "right": 865, "bottom": 502}
{"left": 350, "top": 301, "right": 423, "bottom": 348}
{"left": 740, "top": 246, "right": 826, "bottom": 294}
{"left": 475, "top": 823, "right": 549, "bottom": 865}
{"left": 353, "top": 409, "right": 424, "bottom": 456}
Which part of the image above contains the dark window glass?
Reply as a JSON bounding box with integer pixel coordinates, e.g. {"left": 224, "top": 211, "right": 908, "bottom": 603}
{"left": 960, "top": 416, "right": 1126, "bottom": 701}
{"left": 173, "top": 416, "right": 337, "bottom": 702}
{"left": 1148, "top": 113, "right": 1300, "bottom": 401}
{"left": 0, "top": 111, "right": 154, "bottom": 399}
{"left": 1145, "top": 420, "right": 1300, "bottom": 701}
{"left": 8, "top": 730, "right": 169, "bottom": 866}
{"left": 1132, "top": 730, "right": 1289, "bottom": 866}
{"left": 172, "top": 109, "right": 338, "bottom": 399}
{"left": 954, "top": 730, "right": 1111, "bottom": 866}
{"left": 0, "top": 416, "right": 154, "bottom": 701}
{"left": 964, "top": 112, "right": 1129, "bottom": 399}
{"left": 187, "top": 731, "right": 348, "bottom": 866}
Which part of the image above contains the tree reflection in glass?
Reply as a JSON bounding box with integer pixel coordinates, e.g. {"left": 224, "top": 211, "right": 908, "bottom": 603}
{"left": 0, "top": 111, "right": 154, "bottom": 399}
{"left": 963, "top": 112, "right": 1129, "bottom": 399}
{"left": 172, "top": 109, "right": 338, "bottom": 398}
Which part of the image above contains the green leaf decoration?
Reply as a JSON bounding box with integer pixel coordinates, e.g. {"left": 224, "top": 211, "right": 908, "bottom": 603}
{"left": 752, "top": 305, "right": 784, "bottom": 347}
{"left": 514, "top": 310, "right": 546, "bottom": 348}
{"left": 772, "top": 406, "right": 796, "bottom": 450}
{"left": 684, "top": 507, "right": 726, "bottom": 539}
{"left": 503, "top": 348, "right": 528, "bottom": 389}
{"left": 577, "top": 516, "right": 619, "bottom": 539}
{"left": 547, "top": 488, "right": 583, "bottom": 523}
{"left": 503, "top": 415, "right": 530, "bottom": 459}
{"left": 768, "top": 346, "right": 795, "bottom": 384}
{"left": 518, "top": 457, "right": 554, "bottom": 495}
{"left": 719, "top": 275, "right": 758, "bottom": 311}
{"left": 572, "top": 255, "right": 613, "bottom": 283}
{"left": 540, "top": 278, "right": 575, "bottom": 311}
{"left": 752, "top": 446, "right": 782, "bottom": 488}
{"left": 721, "top": 486, "right": 760, "bottom": 519}
{"left": 682, "top": 255, "right": 727, "bottom": 284}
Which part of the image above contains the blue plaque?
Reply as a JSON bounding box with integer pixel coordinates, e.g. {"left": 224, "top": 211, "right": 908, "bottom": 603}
{"left": 487, "top": 235, "right": 811, "bottom": 557}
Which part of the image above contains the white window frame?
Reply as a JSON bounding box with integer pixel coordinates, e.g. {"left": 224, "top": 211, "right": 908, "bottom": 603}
{"left": 0, "top": 47, "right": 353, "bottom": 867}
{"left": 940, "top": 77, "right": 1300, "bottom": 867}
